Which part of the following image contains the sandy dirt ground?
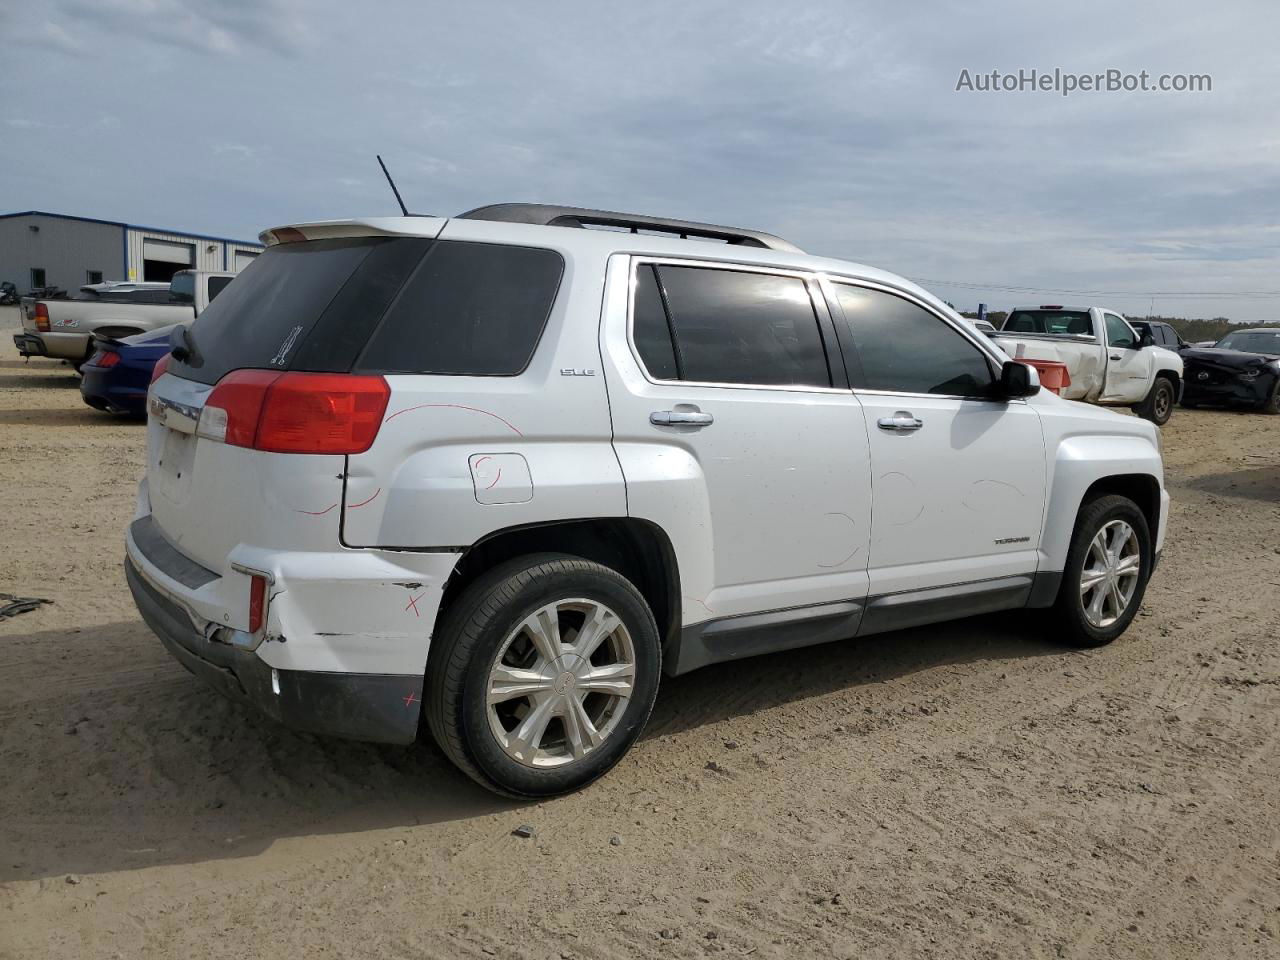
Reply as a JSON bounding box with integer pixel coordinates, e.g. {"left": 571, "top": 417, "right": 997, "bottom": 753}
{"left": 1, "top": 304, "right": 1278, "bottom": 959}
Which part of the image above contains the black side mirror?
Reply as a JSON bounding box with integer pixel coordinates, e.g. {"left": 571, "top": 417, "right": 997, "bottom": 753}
{"left": 1138, "top": 332, "right": 1155, "bottom": 349}
{"left": 999, "top": 360, "right": 1041, "bottom": 399}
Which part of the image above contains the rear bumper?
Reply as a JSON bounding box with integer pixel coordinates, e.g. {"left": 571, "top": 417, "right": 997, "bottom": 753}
{"left": 12, "top": 333, "right": 47, "bottom": 357}
{"left": 15, "top": 330, "right": 90, "bottom": 361}
{"left": 127, "top": 557, "right": 423, "bottom": 743}
{"left": 124, "top": 501, "right": 463, "bottom": 744}
{"left": 80, "top": 366, "right": 149, "bottom": 415}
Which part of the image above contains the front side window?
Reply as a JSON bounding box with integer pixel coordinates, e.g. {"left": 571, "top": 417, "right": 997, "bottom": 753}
{"left": 632, "top": 263, "right": 830, "bottom": 388}
{"left": 831, "top": 284, "right": 995, "bottom": 398}
{"left": 1105, "top": 313, "right": 1136, "bottom": 349}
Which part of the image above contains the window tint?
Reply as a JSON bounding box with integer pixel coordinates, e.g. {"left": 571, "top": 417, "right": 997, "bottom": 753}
{"left": 207, "top": 276, "right": 232, "bottom": 301}
{"left": 30, "top": 268, "right": 46, "bottom": 289}
{"left": 170, "top": 237, "right": 395, "bottom": 385}
{"left": 831, "top": 285, "right": 995, "bottom": 397}
{"left": 86, "top": 270, "right": 103, "bottom": 284}
{"left": 632, "top": 264, "right": 679, "bottom": 380}
{"left": 654, "top": 265, "right": 829, "bottom": 387}
{"left": 1105, "top": 313, "right": 1135, "bottom": 349}
{"left": 358, "top": 241, "right": 563, "bottom": 376}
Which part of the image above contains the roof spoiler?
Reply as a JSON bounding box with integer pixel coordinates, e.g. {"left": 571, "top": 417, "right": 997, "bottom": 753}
{"left": 457, "top": 203, "right": 803, "bottom": 253}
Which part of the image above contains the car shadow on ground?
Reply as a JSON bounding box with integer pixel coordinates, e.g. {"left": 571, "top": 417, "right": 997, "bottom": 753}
{"left": 0, "top": 407, "right": 126, "bottom": 428}
{"left": 1185, "top": 464, "right": 1280, "bottom": 504}
{"left": 0, "top": 612, "right": 1062, "bottom": 884}
{"left": 0, "top": 372, "right": 80, "bottom": 389}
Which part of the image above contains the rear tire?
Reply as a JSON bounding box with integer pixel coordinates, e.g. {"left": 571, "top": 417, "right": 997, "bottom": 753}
{"left": 425, "top": 554, "right": 662, "bottom": 798}
{"left": 1134, "top": 376, "right": 1175, "bottom": 425}
{"left": 1050, "top": 495, "right": 1152, "bottom": 648}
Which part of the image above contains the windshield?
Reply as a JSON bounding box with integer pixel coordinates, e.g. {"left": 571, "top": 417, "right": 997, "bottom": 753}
{"left": 1215, "top": 330, "right": 1280, "bottom": 355}
{"left": 1003, "top": 310, "right": 1094, "bottom": 336}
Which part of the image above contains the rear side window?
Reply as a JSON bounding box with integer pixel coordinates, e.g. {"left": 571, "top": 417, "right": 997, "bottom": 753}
{"left": 357, "top": 242, "right": 563, "bottom": 376}
{"left": 831, "top": 284, "right": 995, "bottom": 397}
{"left": 634, "top": 264, "right": 830, "bottom": 388}
{"left": 632, "top": 264, "right": 679, "bottom": 380}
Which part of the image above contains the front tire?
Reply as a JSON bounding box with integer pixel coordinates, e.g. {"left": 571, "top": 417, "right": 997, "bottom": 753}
{"left": 1050, "top": 495, "right": 1152, "bottom": 648}
{"left": 425, "top": 554, "right": 662, "bottom": 798}
{"left": 1260, "top": 378, "right": 1280, "bottom": 415}
{"left": 1134, "top": 376, "right": 1175, "bottom": 425}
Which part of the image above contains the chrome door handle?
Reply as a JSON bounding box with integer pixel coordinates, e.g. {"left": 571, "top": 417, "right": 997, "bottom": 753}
{"left": 650, "top": 410, "right": 714, "bottom": 426}
{"left": 877, "top": 414, "right": 923, "bottom": 432}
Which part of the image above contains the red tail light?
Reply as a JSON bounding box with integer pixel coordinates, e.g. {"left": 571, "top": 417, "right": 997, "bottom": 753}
{"left": 199, "top": 371, "right": 390, "bottom": 454}
{"left": 88, "top": 350, "right": 120, "bottom": 368}
{"left": 248, "top": 574, "right": 267, "bottom": 633}
{"left": 150, "top": 352, "right": 172, "bottom": 384}
{"left": 35, "top": 303, "right": 50, "bottom": 332}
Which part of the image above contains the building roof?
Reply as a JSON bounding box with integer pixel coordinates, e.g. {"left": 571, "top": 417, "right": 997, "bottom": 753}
{"left": 0, "top": 210, "right": 262, "bottom": 248}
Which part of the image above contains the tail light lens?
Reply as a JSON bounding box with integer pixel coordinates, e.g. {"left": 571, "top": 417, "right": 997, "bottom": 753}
{"left": 35, "top": 303, "right": 50, "bottom": 332}
{"left": 199, "top": 371, "right": 390, "bottom": 454}
{"left": 88, "top": 350, "right": 120, "bottom": 368}
{"left": 248, "top": 574, "right": 268, "bottom": 634}
{"left": 150, "top": 352, "right": 172, "bottom": 384}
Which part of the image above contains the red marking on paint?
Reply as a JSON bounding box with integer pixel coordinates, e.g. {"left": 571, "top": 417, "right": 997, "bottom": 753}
{"left": 295, "top": 502, "right": 338, "bottom": 516}
{"left": 684, "top": 594, "right": 716, "bottom": 615}
{"left": 384, "top": 403, "right": 523, "bottom": 436}
{"left": 485, "top": 467, "right": 502, "bottom": 490}
{"left": 349, "top": 487, "right": 381, "bottom": 509}
{"left": 403, "top": 691, "right": 419, "bottom": 708}
{"left": 405, "top": 593, "right": 424, "bottom": 617}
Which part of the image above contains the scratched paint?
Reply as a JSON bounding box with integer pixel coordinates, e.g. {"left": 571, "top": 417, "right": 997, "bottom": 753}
{"left": 383, "top": 402, "right": 522, "bottom": 436}
{"left": 348, "top": 487, "right": 381, "bottom": 509}
{"left": 295, "top": 502, "right": 338, "bottom": 517}
{"left": 876, "top": 472, "right": 926, "bottom": 526}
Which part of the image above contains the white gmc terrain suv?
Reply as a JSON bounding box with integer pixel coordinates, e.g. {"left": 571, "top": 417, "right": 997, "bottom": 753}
{"left": 127, "top": 204, "right": 1169, "bottom": 797}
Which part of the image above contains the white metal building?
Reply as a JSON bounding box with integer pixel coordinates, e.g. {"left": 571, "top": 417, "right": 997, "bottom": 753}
{"left": 0, "top": 211, "right": 263, "bottom": 292}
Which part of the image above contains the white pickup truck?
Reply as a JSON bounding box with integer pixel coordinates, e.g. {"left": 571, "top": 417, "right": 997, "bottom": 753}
{"left": 994, "top": 306, "right": 1183, "bottom": 425}
{"left": 14, "top": 270, "right": 236, "bottom": 369}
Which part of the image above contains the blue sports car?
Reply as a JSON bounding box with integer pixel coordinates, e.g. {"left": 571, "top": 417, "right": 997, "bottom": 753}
{"left": 80, "top": 326, "right": 174, "bottom": 417}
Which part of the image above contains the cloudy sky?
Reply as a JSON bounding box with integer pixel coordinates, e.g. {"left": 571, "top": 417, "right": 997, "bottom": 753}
{"left": 3, "top": 0, "right": 1279, "bottom": 319}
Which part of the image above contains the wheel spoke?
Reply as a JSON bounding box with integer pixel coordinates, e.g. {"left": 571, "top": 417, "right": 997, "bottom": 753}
{"left": 488, "top": 665, "right": 554, "bottom": 705}
{"left": 1108, "top": 578, "right": 1126, "bottom": 617}
{"left": 1087, "top": 582, "right": 1108, "bottom": 621}
{"left": 1114, "top": 554, "right": 1140, "bottom": 577}
{"left": 505, "top": 695, "right": 557, "bottom": 763}
{"left": 562, "top": 693, "right": 603, "bottom": 759}
{"left": 577, "top": 661, "right": 635, "bottom": 698}
{"left": 1107, "top": 524, "right": 1132, "bottom": 566}
{"left": 569, "top": 603, "right": 620, "bottom": 660}
{"left": 521, "top": 604, "right": 563, "bottom": 664}
{"left": 1079, "top": 566, "right": 1108, "bottom": 594}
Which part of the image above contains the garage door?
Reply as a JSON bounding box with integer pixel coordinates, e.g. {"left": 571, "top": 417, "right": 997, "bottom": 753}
{"left": 234, "top": 250, "right": 259, "bottom": 272}
{"left": 142, "top": 239, "right": 194, "bottom": 265}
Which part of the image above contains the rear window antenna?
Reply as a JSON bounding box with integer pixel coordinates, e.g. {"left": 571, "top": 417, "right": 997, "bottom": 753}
{"left": 376, "top": 154, "right": 410, "bottom": 216}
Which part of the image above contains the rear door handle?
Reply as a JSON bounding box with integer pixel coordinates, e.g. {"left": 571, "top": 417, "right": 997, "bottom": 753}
{"left": 650, "top": 410, "right": 714, "bottom": 427}
{"left": 877, "top": 413, "right": 923, "bottom": 432}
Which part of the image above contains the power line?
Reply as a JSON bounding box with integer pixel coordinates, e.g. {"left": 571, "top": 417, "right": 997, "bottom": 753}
{"left": 907, "top": 277, "right": 1280, "bottom": 299}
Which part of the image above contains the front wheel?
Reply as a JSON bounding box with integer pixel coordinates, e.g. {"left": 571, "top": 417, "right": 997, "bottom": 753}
{"left": 1260, "top": 379, "right": 1280, "bottom": 415}
{"left": 1134, "top": 377, "right": 1175, "bottom": 425}
{"left": 425, "top": 554, "right": 662, "bottom": 798}
{"left": 1050, "top": 495, "right": 1153, "bottom": 648}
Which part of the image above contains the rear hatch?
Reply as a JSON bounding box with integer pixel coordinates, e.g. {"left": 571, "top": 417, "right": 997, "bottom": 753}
{"left": 146, "top": 221, "right": 445, "bottom": 571}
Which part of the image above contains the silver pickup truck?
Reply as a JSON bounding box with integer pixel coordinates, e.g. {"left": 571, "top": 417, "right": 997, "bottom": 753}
{"left": 14, "top": 270, "right": 235, "bottom": 369}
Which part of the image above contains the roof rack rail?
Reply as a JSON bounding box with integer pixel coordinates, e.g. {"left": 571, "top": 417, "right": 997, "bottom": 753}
{"left": 456, "top": 203, "right": 802, "bottom": 253}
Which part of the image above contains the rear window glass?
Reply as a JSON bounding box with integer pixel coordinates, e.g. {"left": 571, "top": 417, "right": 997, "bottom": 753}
{"left": 207, "top": 276, "right": 233, "bottom": 301}
{"left": 356, "top": 241, "right": 563, "bottom": 376}
{"left": 169, "top": 237, "right": 562, "bottom": 385}
{"left": 1003, "top": 310, "right": 1094, "bottom": 336}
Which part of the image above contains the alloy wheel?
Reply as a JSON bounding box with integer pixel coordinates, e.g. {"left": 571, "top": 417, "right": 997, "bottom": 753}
{"left": 486, "top": 598, "right": 636, "bottom": 768}
{"left": 1079, "top": 520, "right": 1142, "bottom": 628}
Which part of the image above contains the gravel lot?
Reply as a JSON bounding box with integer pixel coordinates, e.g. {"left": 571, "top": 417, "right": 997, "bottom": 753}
{"left": 2, "top": 309, "right": 1278, "bottom": 959}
